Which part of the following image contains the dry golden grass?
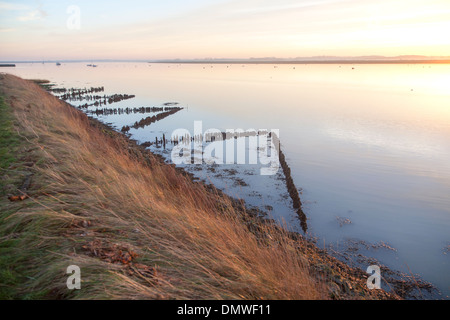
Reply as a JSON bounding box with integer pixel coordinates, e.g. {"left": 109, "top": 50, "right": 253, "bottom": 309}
{"left": 0, "top": 74, "right": 332, "bottom": 299}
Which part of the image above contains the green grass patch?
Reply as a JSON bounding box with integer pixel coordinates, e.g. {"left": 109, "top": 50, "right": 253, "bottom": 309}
{"left": 0, "top": 94, "right": 23, "bottom": 298}
{"left": 0, "top": 96, "right": 21, "bottom": 172}
{"left": 0, "top": 94, "right": 49, "bottom": 299}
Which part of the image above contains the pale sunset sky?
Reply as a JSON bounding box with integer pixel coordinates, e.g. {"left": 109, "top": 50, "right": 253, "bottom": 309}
{"left": 1, "top": 0, "right": 449, "bottom": 61}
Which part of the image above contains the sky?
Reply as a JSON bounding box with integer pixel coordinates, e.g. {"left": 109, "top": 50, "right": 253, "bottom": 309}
{"left": 1, "top": 0, "right": 450, "bottom": 60}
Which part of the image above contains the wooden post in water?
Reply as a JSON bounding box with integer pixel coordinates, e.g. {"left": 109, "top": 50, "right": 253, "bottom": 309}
{"left": 163, "top": 133, "right": 166, "bottom": 149}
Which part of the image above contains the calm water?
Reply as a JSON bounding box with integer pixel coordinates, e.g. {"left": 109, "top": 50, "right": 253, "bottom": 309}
{"left": 5, "top": 62, "right": 450, "bottom": 298}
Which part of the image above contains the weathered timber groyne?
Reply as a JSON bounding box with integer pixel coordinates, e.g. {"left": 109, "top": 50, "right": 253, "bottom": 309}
{"left": 271, "top": 132, "right": 307, "bottom": 232}
{"left": 121, "top": 107, "right": 183, "bottom": 132}
{"left": 87, "top": 106, "right": 170, "bottom": 116}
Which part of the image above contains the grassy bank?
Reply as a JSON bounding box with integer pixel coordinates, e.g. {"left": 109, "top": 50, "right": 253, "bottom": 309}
{"left": 0, "top": 74, "right": 398, "bottom": 300}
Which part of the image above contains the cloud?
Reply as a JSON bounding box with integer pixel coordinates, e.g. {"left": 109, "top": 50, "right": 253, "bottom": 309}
{"left": 233, "top": 0, "right": 344, "bottom": 14}
{"left": 0, "top": 1, "right": 29, "bottom": 11}
{"left": 17, "top": 8, "right": 48, "bottom": 22}
{"left": 0, "top": 1, "right": 49, "bottom": 22}
{"left": 0, "top": 27, "right": 15, "bottom": 32}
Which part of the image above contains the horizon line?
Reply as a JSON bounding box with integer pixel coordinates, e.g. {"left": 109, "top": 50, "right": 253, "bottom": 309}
{"left": 2, "top": 55, "right": 450, "bottom": 64}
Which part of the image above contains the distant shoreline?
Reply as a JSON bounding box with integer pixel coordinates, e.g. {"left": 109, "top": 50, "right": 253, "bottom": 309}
{"left": 150, "top": 59, "right": 450, "bottom": 65}
{"left": 2, "top": 59, "right": 450, "bottom": 65}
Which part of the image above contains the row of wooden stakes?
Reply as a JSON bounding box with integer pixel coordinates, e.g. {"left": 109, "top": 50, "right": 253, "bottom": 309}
{"left": 121, "top": 107, "right": 184, "bottom": 132}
